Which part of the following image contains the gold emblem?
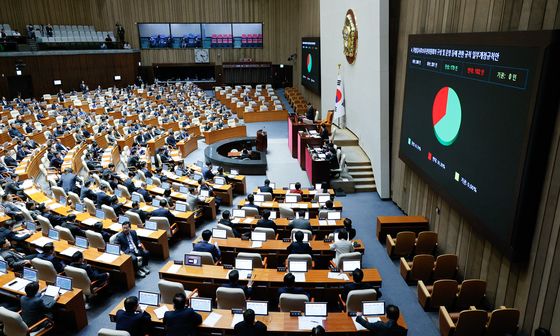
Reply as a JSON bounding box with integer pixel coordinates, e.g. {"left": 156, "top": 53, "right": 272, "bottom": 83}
{"left": 342, "top": 9, "right": 358, "bottom": 64}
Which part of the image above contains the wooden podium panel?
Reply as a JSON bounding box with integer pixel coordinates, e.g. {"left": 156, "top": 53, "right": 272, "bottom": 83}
{"left": 204, "top": 125, "right": 247, "bottom": 144}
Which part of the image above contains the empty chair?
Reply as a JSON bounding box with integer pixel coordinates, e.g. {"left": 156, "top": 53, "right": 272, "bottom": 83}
{"left": 400, "top": 254, "right": 435, "bottom": 284}
{"left": 254, "top": 227, "right": 276, "bottom": 240}
{"left": 256, "top": 192, "right": 273, "bottom": 201}
{"left": 101, "top": 205, "right": 118, "bottom": 221}
{"left": 279, "top": 293, "right": 309, "bottom": 312}
{"left": 0, "top": 306, "right": 53, "bottom": 336}
{"left": 455, "top": 279, "right": 487, "bottom": 310}
{"left": 51, "top": 186, "right": 67, "bottom": 201}
{"left": 216, "top": 287, "right": 246, "bottom": 309}
{"left": 86, "top": 230, "right": 106, "bottom": 250}
{"left": 117, "top": 185, "right": 131, "bottom": 199}
{"left": 432, "top": 254, "right": 458, "bottom": 281}
{"left": 485, "top": 307, "right": 520, "bottom": 336}
{"left": 417, "top": 279, "right": 458, "bottom": 310}
{"left": 242, "top": 206, "right": 259, "bottom": 217}
{"left": 131, "top": 192, "right": 145, "bottom": 203}
{"left": 54, "top": 225, "right": 75, "bottom": 243}
{"left": 158, "top": 279, "right": 196, "bottom": 304}
{"left": 31, "top": 258, "right": 58, "bottom": 283}
{"left": 64, "top": 265, "right": 108, "bottom": 299}
{"left": 415, "top": 231, "right": 438, "bottom": 255}
{"left": 237, "top": 252, "right": 266, "bottom": 268}
{"left": 279, "top": 205, "right": 295, "bottom": 218}
{"left": 386, "top": 231, "right": 416, "bottom": 258}
{"left": 331, "top": 251, "right": 362, "bottom": 269}
{"left": 98, "top": 329, "right": 131, "bottom": 336}
{"left": 287, "top": 254, "right": 313, "bottom": 269}
{"left": 68, "top": 191, "right": 82, "bottom": 209}
{"left": 36, "top": 215, "right": 53, "bottom": 235}
{"left": 84, "top": 198, "right": 97, "bottom": 216}
{"left": 344, "top": 289, "right": 378, "bottom": 313}
{"left": 124, "top": 211, "right": 143, "bottom": 227}
{"left": 189, "top": 251, "right": 216, "bottom": 265}
{"left": 285, "top": 193, "right": 302, "bottom": 202}
{"left": 439, "top": 306, "right": 487, "bottom": 336}
{"left": 150, "top": 216, "right": 176, "bottom": 238}
{"left": 216, "top": 223, "right": 235, "bottom": 238}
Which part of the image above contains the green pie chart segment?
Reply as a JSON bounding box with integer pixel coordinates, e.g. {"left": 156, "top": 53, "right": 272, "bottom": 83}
{"left": 432, "top": 87, "right": 461, "bottom": 146}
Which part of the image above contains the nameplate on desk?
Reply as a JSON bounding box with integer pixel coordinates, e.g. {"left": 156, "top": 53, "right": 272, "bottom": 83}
{"left": 323, "top": 238, "right": 333, "bottom": 243}
{"left": 282, "top": 238, "right": 291, "bottom": 242}
{"left": 277, "top": 267, "right": 286, "bottom": 272}
{"left": 223, "top": 264, "right": 233, "bottom": 269}
{"left": 290, "top": 311, "right": 302, "bottom": 317}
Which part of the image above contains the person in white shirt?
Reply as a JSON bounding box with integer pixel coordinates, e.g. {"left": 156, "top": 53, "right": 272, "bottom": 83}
{"left": 329, "top": 229, "right": 354, "bottom": 266}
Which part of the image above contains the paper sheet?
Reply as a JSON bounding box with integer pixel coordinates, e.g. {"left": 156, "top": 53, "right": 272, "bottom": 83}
{"left": 251, "top": 241, "right": 263, "bottom": 248}
{"left": 32, "top": 237, "right": 53, "bottom": 247}
{"left": 327, "top": 220, "right": 337, "bottom": 226}
{"left": 243, "top": 218, "right": 254, "bottom": 224}
{"left": 298, "top": 316, "right": 324, "bottom": 330}
{"left": 318, "top": 220, "right": 327, "bottom": 226}
{"left": 293, "top": 272, "right": 306, "bottom": 282}
{"left": 3, "top": 278, "right": 30, "bottom": 292}
{"left": 327, "top": 272, "right": 349, "bottom": 280}
{"left": 96, "top": 253, "right": 119, "bottom": 263}
{"left": 203, "top": 312, "right": 222, "bottom": 327}
{"left": 109, "top": 223, "right": 122, "bottom": 231}
{"left": 82, "top": 218, "right": 99, "bottom": 226}
{"left": 154, "top": 305, "right": 169, "bottom": 319}
{"left": 60, "top": 247, "right": 83, "bottom": 257}
{"left": 230, "top": 313, "right": 244, "bottom": 327}
{"left": 231, "top": 218, "right": 240, "bottom": 224}
{"left": 352, "top": 316, "right": 368, "bottom": 331}
{"left": 167, "top": 264, "right": 181, "bottom": 274}
{"left": 136, "top": 229, "right": 151, "bottom": 237}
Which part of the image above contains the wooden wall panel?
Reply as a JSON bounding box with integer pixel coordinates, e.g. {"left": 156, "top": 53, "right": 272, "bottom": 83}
{"left": 391, "top": 0, "right": 560, "bottom": 333}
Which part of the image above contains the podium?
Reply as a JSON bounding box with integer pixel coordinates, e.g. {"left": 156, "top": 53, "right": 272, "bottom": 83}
{"left": 256, "top": 129, "right": 267, "bottom": 152}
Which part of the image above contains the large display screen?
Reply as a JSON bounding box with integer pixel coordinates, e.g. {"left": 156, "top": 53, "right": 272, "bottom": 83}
{"left": 301, "top": 37, "right": 321, "bottom": 94}
{"left": 137, "top": 23, "right": 262, "bottom": 49}
{"left": 399, "top": 32, "right": 560, "bottom": 259}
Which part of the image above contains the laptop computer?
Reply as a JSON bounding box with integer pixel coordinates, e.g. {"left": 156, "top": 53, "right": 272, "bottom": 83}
{"left": 161, "top": 182, "right": 171, "bottom": 190}
{"left": 131, "top": 194, "right": 141, "bottom": 202}
{"left": 342, "top": 259, "right": 362, "bottom": 273}
{"left": 190, "top": 297, "right": 212, "bottom": 312}
{"left": 285, "top": 195, "right": 298, "bottom": 203}
{"left": 179, "top": 186, "right": 189, "bottom": 194}
{"left": 232, "top": 209, "right": 245, "bottom": 218}
{"left": 251, "top": 231, "right": 267, "bottom": 242}
{"left": 95, "top": 209, "right": 105, "bottom": 220}
{"left": 105, "top": 243, "right": 120, "bottom": 255}
{"left": 146, "top": 178, "right": 153, "bottom": 185}
{"left": 214, "top": 177, "right": 226, "bottom": 185}
{"left": 254, "top": 194, "right": 265, "bottom": 202}
{"left": 48, "top": 229, "right": 60, "bottom": 241}
{"left": 269, "top": 183, "right": 276, "bottom": 189}
{"left": 23, "top": 267, "right": 37, "bottom": 282}
{"left": 75, "top": 203, "right": 85, "bottom": 212}
{"left": 200, "top": 189, "right": 210, "bottom": 198}
{"left": 327, "top": 211, "right": 341, "bottom": 220}
{"left": 318, "top": 195, "right": 331, "bottom": 204}
{"left": 193, "top": 173, "right": 203, "bottom": 181}
{"left": 246, "top": 300, "right": 268, "bottom": 316}
{"left": 184, "top": 254, "right": 202, "bottom": 266}
{"left": 145, "top": 221, "right": 157, "bottom": 231}
{"left": 59, "top": 196, "right": 67, "bottom": 205}
{"left": 362, "top": 301, "right": 385, "bottom": 316}
{"left": 138, "top": 291, "right": 160, "bottom": 307}
{"left": 315, "top": 183, "right": 323, "bottom": 190}
{"left": 75, "top": 236, "right": 88, "bottom": 249}
{"left": 230, "top": 169, "right": 239, "bottom": 175}
{"left": 0, "top": 260, "right": 7, "bottom": 275}
{"left": 26, "top": 222, "right": 36, "bottom": 232}
{"left": 152, "top": 199, "right": 161, "bottom": 207}
{"left": 288, "top": 260, "right": 308, "bottom": 273}
{"left": 56, "top": 275, "right": 73, "bottom": 291}
{"left": 235, "top": 258, "right": 253, "bottom": 270}
{"left": 115, "top": 190, "right": 122, "bottom": 198}
{"left": 212, "top": 228, "right": 227, "bottom": 239}
{"left": 118, "top": 215, "right": 128, "bottom": 224}
{"left": 175, "top": 203, "right": 187, "bottom": 212}
{"left": 305, "top": 302, "right": 328, "bottom": 317}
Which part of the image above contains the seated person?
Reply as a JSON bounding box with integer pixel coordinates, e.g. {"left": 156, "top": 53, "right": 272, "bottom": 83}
{"left": 233, "top": 308, "right": 267, "bottom": 336}
{"left": 202, "top": 161, "right": 215, "bottom": 180}
{"left": 329, "top": 230, "right": 354, "bottom": 266}
{"left": 135, "top": 182, "right": 152, "bottom": 203}
{"left": 287, "top": 231, "right": 312, "bottom": 255}
{"left": 70, "top": 251, "right": 110, "bottom": 284}
{"left": 0, "top": 238, "right": 34, "bottom": 272}
{"left": 37, "top": 242, "right": 65, "bottom": 273}
{"left": 255, "top": 210, "right": 276, "bottom": 232}
{"left": 342, "top": 268, "right": 381, "bottom": 301}
{"left": 244, "top": 194, "right": 258, "bottom": 209}
{"left": 80, "top": 180, "right": 97, "bottom": 201}
{"left": 115, "top": 296, "right": 152, "bottom": 336}
{"left": 258, "top": 179, "right": 273, "bottom": 193}
{"left": 49, "top": 152, "right": 63, "bottom": 170}
{"left": 221, "top": 269, "right": 253, "bottom": 298}
{"left": 96, "top": 185, "right": 123, "bottom": 214}
{"left": 150, "top": 199, "right": 175, "bottom": 223}
{"left": 163, "top": 293, "right": 202, "bottom": 336}
{"left": 92, "top": 222, "right": 111, "bottom": 242}
{"left": 20, "top": 281, "right": 57, "bottom": 328}
{"left": 115, "top": 222, "right": 150, "bottom": 278}
{"left": 332, "top": 218, "right": 356, "bottom": 241}
{"left": 288, "top": 210, "right": 312, "bottom": 232}
{"left": 312, "top": 326, "right": 326, "bottom": 335}
{"left": 321, "top": 199, "right": 335, "bottom": 211}
{"left": 218, "top": 210, "right": 240, "bottom": 237}
{"left": 277, "top": 272, "right": 310, "bottom": 299}
{"left": 289, "top": 182, "right": 303, "bottom": 195}
{"left": 123, "top": 172, "right": 137, "bottom": 194}
{"left": 356, "top": 304, "right": 406, "bottom": 336}
{"left": 130, "top": 201, "right": 149, "bottom": 222}
{"left": 192, "top": 229, "right": 221, "bottom": 262}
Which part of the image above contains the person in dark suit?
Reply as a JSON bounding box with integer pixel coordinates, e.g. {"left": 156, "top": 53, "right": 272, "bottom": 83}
{"left": 192, "top": 229, "right": 221, "bottom": 262}
{"left": 4, "top": 151, "right": 18, "bottom": 167}
{"left": 58, "top": 168, "right": 79, "bottom": 193}
{"left": 115, "top": 296, "right": 152, "bottom": 336}
{"left": 305, "top": 103, "right": 315, "bottom": 121}
{"left": 135, "top": 182, "right": 152, "bottom": 203}
{"left": 165, "top": 130, "right": 177, "bottom": 148}
{"left": 202, "top": 162, "right": 215, "bottom": 180}
{"left": 130, "top": 201, "right": 149, "bottom": 222}
{"left": 333, "top": 218, "right": 356, "bottom": 241}
{"left": 95, "top": 185, "right": 112, "bottom": 206}
{"left": 150, "top": 199, "right": 175, "bottom": 223}
{"left": 288, "top": 210, "right": 312, "bottom": 232}
{"left": 356, "top": 304, "right": 406, "bottom": 336}
{"left": 233, "top": 308, "right": 267, "bottom": 336}
{"left": 287, "top": 231, "right": 312, "bottom": 255}
{"left": 69, "top": 251, "right": 109, "bottom": 283}
{"left": 258, "top": 179, "right": 273, "bottom": 193}
{"left": 8, "top": 125, "right": 24, "bottom": 140}
{"left": 123, "top": 172, "right": 137, "bottom": 194}
{"left": 218, "top": 210, "right": 240, "bottom": 237}
{"left": 342, "top": 268, "right": 381, "bottom": 301}
{"left": 115, "top": 222, "right": 150, "bottom": 277}
{"left": 49, "top": 152, "right": 63, "bottom": 170}
{"left": 0, "top": 238, "right": 34, "bottom": 271}
{"left": 80, "top": 180, "right": 97, "bottom": 201}
{"left": 163, "top": 292, "right": 202, "bottom": 336}
{"left": 312, "top": 326, "right": 326, "bottom": 335}
{"left": 277, "top": 272, "right": 310, "bottom": 299}
{"left": 221, "top": 269, "right": 253, "bottom": 297}
{"left": 37, "top": 242, "right": 65, "bottom": 273}
{"left": 54, "top": 139, "right": 68, "bottom": 153}
{"left": 255, "top": 210, "right": 276, "bottom": 232}
{"left": 20, "top": 281, "right": 57, "bottom": 327}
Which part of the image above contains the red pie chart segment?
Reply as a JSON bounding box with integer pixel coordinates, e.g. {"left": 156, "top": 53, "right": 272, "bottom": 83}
{"left": 432, "top": 87, "right": 448, "bottom": 125}
{"left": 432, "top": 86, "right": 462, "bottom": 146}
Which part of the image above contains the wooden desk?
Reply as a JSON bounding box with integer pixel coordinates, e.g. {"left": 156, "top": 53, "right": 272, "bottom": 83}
{"left": 109, "top": 302, "right": 407, "bottom": 335}
{"left": 203, "top": 125, "right": 247, "bottom": 145}
{"left": 305, "top": 148, "right": 331, "bottom": 186}
{"left": 376, "top": 216, "right": 430, "bottom": 243}
{"left": 187, "top": 164, "right": 247, "bottom": 195}
{"left": 120, "top": 200, "right": 196, "bottom": 238}
{"left": 15, "top": 145, "right": 47, "bottom": 180}
{"left": 161, "top": 170, "right": 234, "bottom": 206}
{"left": 288, "top": 116, "right": 316, "bottom": 158}
{"left": 25, "top": 232, "right": 136, "bottom": 290}
{"left": 159, "top": 262, "right": 381, "bottom": 305}
{"left": 177, "top": 136, "right": 198, "bottom": 157}
{"left": 231, "top": 217, "right": 345, "bottom": 238}
{"left": 0, "top": 272, "right": 88, "bottom": 331}
{"left": 237, "top": 200, "right": 343, "bottom": 215}
{"left": 252, "top": 188, "right": 335, "bottom": 201}
{"left": 202, "top": 237, "right": 364, "bottom": 268}
{"left": 298, "top": 132, "right": 323, "bottom": 170}
{"left": 243, "top": 109, "right": 288, "bottom": 123}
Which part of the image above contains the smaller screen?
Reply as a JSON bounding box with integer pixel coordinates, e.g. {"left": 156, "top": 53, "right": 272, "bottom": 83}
{"left": 254, "top": 194, "right": 265, "bottom": 202}
{"left": 327, "top": 211, "right": 341, "bottom": 220}
{"left": 289, "top": 261, "right": 308, "bottom": 273}
{"left": 363, "top": 301, "right": 385, "bottom": 316}
{"left": 305, "top": 302, "right": 327, "bottom": 317}
{"left": 191, "top": 297, "right": 212, "bottom": 312}
{"left": 106, "top": 243, "right": 120, "bottom": 255}
{"left": 251, "top": 231, "right": 267, "bottom": 242}
{"left": 23, "top": 267, "right": 37, "bottom": 282}
{"left": 184, "top": 254, "right": 202, "bottom": 266}
{"left": 139, "top": 291, "right": 160, "bottom": 306}
{"left": 95, "top": 210, "right": 105, "bottom": 219}
{"left": 232, "top": 209, "right": 245, "bottom": 218}
{"left": 246, "top": 301, "right": 268, "bottom": 315}
{"left": 175, "top": 203, "right": 187, "bottom": 212}
{"left": 48, "top": 229, "right": 59, "bottom": 241}
{"left": 285, "top": 195, "right": 298, "bottom": 203}
{"left": 342, "top": 260, "right": 361, "bottom": 273}
{"left": 75, "top": 236, "right": 88, "bottom": 249}
{"left": 212, "top": 228, "right": 227, "bottom": 239}
{"left": 56, "top": 275, "right": 72, "bottom": 290}
{"left": 235, "top": 258, "right": 253, "bottom": 270}
{"left": 145, "top": 221, "right": 157, "bottom": 231}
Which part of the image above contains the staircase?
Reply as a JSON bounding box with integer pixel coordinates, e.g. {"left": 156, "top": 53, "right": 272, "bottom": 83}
{"left": 332, "top": 127, "right": 376, "bottom": 192}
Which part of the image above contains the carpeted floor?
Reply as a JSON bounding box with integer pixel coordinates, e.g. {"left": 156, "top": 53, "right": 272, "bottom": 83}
{"left": 73, "top": 91, "right": 440, "bottom": 336}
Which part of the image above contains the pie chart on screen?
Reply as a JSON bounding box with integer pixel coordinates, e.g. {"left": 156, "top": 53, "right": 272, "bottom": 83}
{"left": 432, "top": 86, "right": 462, "bottom": 146}
{"left": 307, "top": 54, "right": 312, "bottom": 73}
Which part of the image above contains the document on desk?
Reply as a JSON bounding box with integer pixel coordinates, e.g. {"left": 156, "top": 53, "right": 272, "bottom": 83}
{"left": 154, "top": 305, "right": 169, "bottom": 319}
{"left": 167, "top": 264, "right": 181, "bottom": 274}
{"left": 327, "top": 272, "right": 349, "bottom": 281}
{"left": 352, "top": 316, "right": 369, "bottom": 331}
{"left": 243, "top": 218, "right": 254, "bottom": 224}
{"left": 318, "top": 220, "right": 328, "bottom": 226}
{"left": 60, "top": 246, "right": 83, "bottom": 257}
{"left": 109, "top": 223, "right": 122, "bottom": 231}
{"left": 251, "top": 241, "right": 263, "bottom": 248}
{"left": 3, "top": 278, "right": 30, "bottom": 292}
{"left": 32, "top": 237, "right": 53, "bottom": 247}
{"left": 327, "top": 220, "right": 337, "bottom": 226}
{"left": 293, "top": 272, "right": 306, "bottom": 282}
{"left": 203, "top": 312, "right": 222, "bottom": 327}
{"left": 96, "top": 253, "right": 119, "bottom": 263}
{"left": 136, "top": 229, "right": 151, "bottom": 237}
{"left": 22, "top": 179, "right": 34, "bottom": 189}
{"left": 230, "top": 313, "right": 244, "bottom": 327}
{"left": 47, "top": 203, "right": 63, "bottom": 210}
{"left": 231, "top": 218, "right": 241, "bottom": 224}
{"left": 298, "top": 316, "right": 324, "bottom": 330}
{"left": 82, "top": 218, "right": 99, "bottom": 226}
